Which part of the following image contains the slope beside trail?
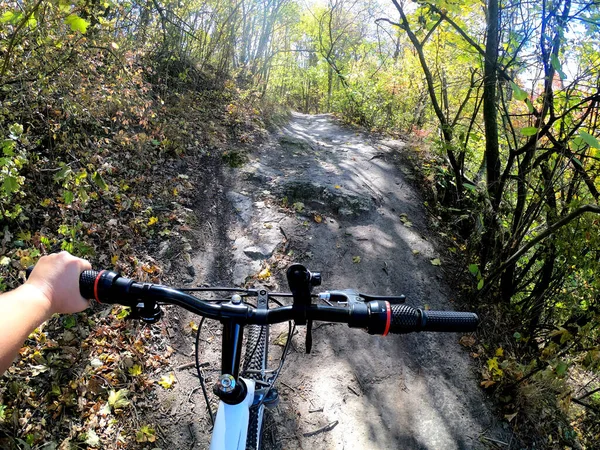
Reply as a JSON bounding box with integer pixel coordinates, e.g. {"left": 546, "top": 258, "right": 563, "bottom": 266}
{"left": 154, "top": 112, "right": 509, "bottom": 449}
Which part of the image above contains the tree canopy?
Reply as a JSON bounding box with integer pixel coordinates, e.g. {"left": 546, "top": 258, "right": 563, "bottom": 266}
{"left": 1, "top": 0, "right": 599, "bottom": 447}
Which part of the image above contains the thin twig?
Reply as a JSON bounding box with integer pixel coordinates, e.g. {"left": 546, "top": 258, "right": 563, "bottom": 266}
{"left": 302, "top": 420, "right": 339, "bottom": 438}
{"left": 176, "top": 362, "right": 196, "bottom": 371}
{"left": 480, "top": 435, "right": 509, "bottom": 446}
{"left": 281, "top": 381, "right": 296, "bottom": 392}
{"left": 188, "top": 385, "right": 202, "bottom": 403}
{"left": 347, "top": 386, "right": 360, "bottom": 396}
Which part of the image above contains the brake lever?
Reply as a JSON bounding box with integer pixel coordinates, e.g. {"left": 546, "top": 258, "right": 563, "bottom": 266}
{"left": 318, "top": 291, "right": 406, "bottom": 305}
{"left": 360, "top": 294, "right": 406, "bottom": 304}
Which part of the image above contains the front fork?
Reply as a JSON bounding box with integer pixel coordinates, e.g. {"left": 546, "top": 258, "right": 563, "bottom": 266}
{"left": 209, "top": 377, "right": 256, "bottom": 450}
{"left": 210, "top": 289, "right": 275, "bottom": 450}
{"left": 213, "top": 289, "right": 274, "bottom": 406}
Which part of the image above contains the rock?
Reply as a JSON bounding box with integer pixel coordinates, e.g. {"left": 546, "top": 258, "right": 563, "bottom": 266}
{"left": 277, "top": 179, "right": 373, "bottom": 216}
{"left": 378, "top": 139, "right": 406, "bottom": 150}
{"left": 226, "top": 191, "right": 253, "bottom": 224}
{"left": 186, "top": 265, "right": 196, "bottom": 277}
{"left": 232, "top": 258, "right": 261, "bottom": 286}
{"left": 157, "top": 241, "right": 170, "bottom": 258}
{"left": 243, "top": 246, "right": 269, "bottom": 259}
{"left": 279, "top": 135, "right": 313, "bottom": 152}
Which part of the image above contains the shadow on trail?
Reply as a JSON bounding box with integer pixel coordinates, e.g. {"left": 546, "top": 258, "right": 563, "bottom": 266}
{"left": 264, "top": 112, "right": 505, "bottom": 449}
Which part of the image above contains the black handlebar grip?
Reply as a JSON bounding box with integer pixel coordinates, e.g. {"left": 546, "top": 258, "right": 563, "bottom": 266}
{"left": 388, "top": 304, "right": 478, "bottom": 334}
{"left": 422, "top": 310, "right": 479, "bottom": 332}
{"left": 80, "top": 270, "right": 101, "bottom": 300}
{"left": 389, "top": 304, "right": 420, "bottom": 333}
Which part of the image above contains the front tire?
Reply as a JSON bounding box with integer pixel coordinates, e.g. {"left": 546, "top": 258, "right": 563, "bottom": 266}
{"left": 243, "top": 324, "right": 269, "bottom": 450}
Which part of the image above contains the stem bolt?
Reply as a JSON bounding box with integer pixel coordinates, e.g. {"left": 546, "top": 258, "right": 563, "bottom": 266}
{"left": 214, "top": 374, "right": 236, "bottom": 394}
{"left": 231, "top": 294, "right": 242, "bottom": 304}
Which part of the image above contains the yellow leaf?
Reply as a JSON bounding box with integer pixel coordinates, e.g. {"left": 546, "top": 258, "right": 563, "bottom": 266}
{"left": 108, "top": 389, "right": 130, "bottom": 409}
{"left": 257, "top": 267, "right": 271, "bottom": 280}
{"left": 158, "top": 373, "right": 176, "bottom": 389}
{"left": 189, "top": 321, "right": 198, "bottom": 332}
{"left": 495, "top": 347, "right": 504, "bottom": 357}
{"left": 352, "top": 256, "right": 361, "bottom": 263}
{"left": 274, "top": 331, "right": 289, "bottom": 346}
{"left": 334, "top": 185, "right": 341, "bottom": 189}
{"left": 148, "top": 216, "right": 158, "bottom": 226}
{"left": 111, "top": 254, "right": 119, "bottom": 265}
{"left": 430, "top": 258, "right": 442, "bottom": 266}
{"left": 128, "top": 365, "right": 142, "bottom": 376}
{"left": 314, "top": 214, "right": 323, "bottom": 223}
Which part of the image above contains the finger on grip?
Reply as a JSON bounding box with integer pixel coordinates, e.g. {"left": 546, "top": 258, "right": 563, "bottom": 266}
{"left": 80, "top": 270, "right": 100, "bottom": 300}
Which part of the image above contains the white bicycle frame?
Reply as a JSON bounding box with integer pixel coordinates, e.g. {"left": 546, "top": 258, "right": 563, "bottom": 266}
{"left": 209, "top": 378, "right": 256, "bottom": 450}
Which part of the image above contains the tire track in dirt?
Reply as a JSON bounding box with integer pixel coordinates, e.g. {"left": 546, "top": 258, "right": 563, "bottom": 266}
{"left": 156, "top": 112, "right": 509, "bottom": 449}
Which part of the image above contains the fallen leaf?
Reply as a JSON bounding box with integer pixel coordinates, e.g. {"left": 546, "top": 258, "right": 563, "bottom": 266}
{"left": 459, "top": 335, "right": 476, "bottom": 347}
{"left": 257, "top": 267, "right": 271, "bottom": 280}
{"left": 334, "top": 185, "right": 341, "bottom": 189}
{"left": 430, "top": 258, "right": 441, "bottom": 266}
{"left": 504, "top": 412, "right": 518, "bottom": 422}
{"left": 293, "top": 202, "right": 304, "bottom": 212}
{"left": 274, "top": 331, "right": 289, "bottom": 346}
{"left": 480, "top": 380, "right": 496, "bottom": 388}
{"left": 108, "top": 389, "right": 130, "bottom": 409}
{"left": 352, "top": 256, "right": 361, "bottom": 263}
{"left": 412, "top": 249, "right": 420, "bottom": 255}
{"left": 90, "top": 358, "right": 103, "bottom": 368}
{"left": 314, "top": 214, "right": 323, "bottom": 223}
{"left": 158, "top": 373, "right": 176, "bottom": 389}
{"left": 85, "top": 429, "right": 101, "bottom": 447}
{"left": 128, "top": 365, "right": 142, "bottom": 376}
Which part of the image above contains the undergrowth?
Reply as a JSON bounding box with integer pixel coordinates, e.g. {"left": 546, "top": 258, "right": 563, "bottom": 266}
{"left": 388, "top": 133, "right": 599, "bottom": 449}
{"left": 0, "top": 43, "right": 266, "bottom": 448}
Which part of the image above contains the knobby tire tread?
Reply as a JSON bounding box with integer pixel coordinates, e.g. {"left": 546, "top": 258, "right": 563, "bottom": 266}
{"left": 244, "top": 324, "right": 270, "bottom": 450}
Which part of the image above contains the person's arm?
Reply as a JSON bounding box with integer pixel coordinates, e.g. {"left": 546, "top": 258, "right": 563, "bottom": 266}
{"left": 0, "top": 251, "right": 91, "bottom": 375}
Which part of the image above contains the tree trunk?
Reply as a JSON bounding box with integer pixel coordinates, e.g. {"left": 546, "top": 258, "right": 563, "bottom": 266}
{"left": 480, "top": 0, "right": 501, "bottom": 269}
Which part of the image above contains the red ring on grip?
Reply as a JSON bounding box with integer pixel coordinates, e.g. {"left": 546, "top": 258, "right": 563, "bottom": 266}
{"left": 94, "top": 270, "right": 106, "bottom": 303}
{"left": 382, "top": 301, "right": 391, "bottom": 336}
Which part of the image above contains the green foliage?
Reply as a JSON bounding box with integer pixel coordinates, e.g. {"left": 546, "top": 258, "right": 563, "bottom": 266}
{"left": 64, "top": 14, "right": 89, "bottom": 34}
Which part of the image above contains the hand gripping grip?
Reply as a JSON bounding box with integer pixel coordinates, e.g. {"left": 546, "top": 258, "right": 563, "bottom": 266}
{"left": 79, "top": 270, "right": 134, "bottom": 305}
{"left": 389, "top": 304, "right": 478, "bottom": 334}
{"left": 26, "top": 266, "right": 100, "bottom": 300}
{"left": 80, "top": 270, "right": 101, "bottom": 300}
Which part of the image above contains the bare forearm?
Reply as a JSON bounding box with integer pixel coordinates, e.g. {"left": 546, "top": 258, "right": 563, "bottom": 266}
{"left": 0, "top": 284, "right": 52, "bottom": 375}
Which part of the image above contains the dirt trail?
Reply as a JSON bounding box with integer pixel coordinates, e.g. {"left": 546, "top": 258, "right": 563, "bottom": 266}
{"left": 156, "top": 112, "right": 508, "bottom": 449}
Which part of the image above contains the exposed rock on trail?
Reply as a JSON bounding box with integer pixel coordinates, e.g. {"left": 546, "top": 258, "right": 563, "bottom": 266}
{"left": 156, "top": 112, "right": 508, "bottom": 449}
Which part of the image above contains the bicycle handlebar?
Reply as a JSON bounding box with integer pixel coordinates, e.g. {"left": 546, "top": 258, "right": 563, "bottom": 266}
{"left": 27, "top": 268, "right": 479, "bottom": 335}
